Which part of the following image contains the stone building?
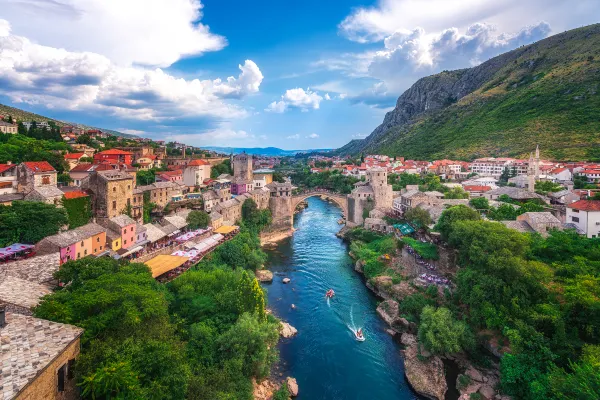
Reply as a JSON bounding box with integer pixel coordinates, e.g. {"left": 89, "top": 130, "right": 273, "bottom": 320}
{"left": 183, "top": 159, "right": 211, "bottom": 188}
{"left": 134, "top": 181, "right": 184, "bottom": 210}
{"left": 263, "top": 181, "right": 294, "bottom": 236}
{"left": 250, "top": 187, "right": 271, "bottom": 210}
{"left": 1, "top": 306, "right": 83, "bottom": 400}
{"left": 81, "top": 170, "right": 135, "bottom": 221}
{"left": 16, "top": 162, "right": 64, "bottom": 205}
{"left": 0, "top": 120, "right": 18, "bottom": 134}
{"left": 347, "top": 167, "right": 394, "bottom": 227}
{"left": 232, "top": 152, "right": 253, "bottom": 181}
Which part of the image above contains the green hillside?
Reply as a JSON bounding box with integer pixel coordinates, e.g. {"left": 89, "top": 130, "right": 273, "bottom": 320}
{"left": 0, "top": 103, "right": 134, "bottom": 138}
{"left": 338, "top": 24, "right": 600, "bottom": 161}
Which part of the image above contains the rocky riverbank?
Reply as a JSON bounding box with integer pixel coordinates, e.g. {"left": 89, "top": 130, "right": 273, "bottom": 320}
{"left": 341, "top": 228, "right": 509, "bottom": 400}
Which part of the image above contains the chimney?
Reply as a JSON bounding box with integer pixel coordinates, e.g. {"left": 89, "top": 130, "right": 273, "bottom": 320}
{"left": 0, "top": 303, "right": 6, "bottom": 328}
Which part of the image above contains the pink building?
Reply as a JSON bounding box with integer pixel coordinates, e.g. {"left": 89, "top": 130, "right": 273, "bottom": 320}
{"left": 105, "top": 214, "right": 137, "bottom": 249}
{"left": 36, "top": 223, "right": 107, "bottom": 265}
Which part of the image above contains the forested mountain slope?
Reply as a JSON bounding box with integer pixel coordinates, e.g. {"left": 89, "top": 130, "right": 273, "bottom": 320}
{"left": 337, "top": 23, "right": 600, "bottom": 161}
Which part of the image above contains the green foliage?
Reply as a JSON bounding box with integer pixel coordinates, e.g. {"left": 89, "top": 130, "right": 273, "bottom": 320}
{"left": 402, "top": 237, "right": 439, "bottom": 260}
{"left": 404, "top": 206, "right": 433, "bottom": 229}
{"left": 469, "top": 197, "right": 490, "bottom": 210}
{"left": 186, "top": 210, "right": 210, "bottom": 229}
{"left": 488, "top": 203, "right": 519, "bottom": 221}
{"left": 291, "top": 169, "right": 359, "bottom": 194}
{"left": 345, "top": 227, "right": 385, "bottom": 243}
{"left": 444, "top": 187, "right": 469, "bottom": 199}
{"left": 273, "top": 385, "right": 290, "bottom": 400}
{"left": 547, "top": 345, "right": 600, "bottom": 400}
{"left": 435, "top": 205, "right": 480, "bottom": 241}
{"left": 142, "top": 191, "right": 155, "bottom": 224}
{"left": 242, "top": 199, "right": 272, "bottom": 230}
{"left": 399, "top": 294, "right": 435, "bottom": 323}
{"left": 418, "top": 306, "right": 474, "bottom": 355}
{"left": 35, "top": 253, "right": 279, "bottom": 400}
{"left": 388, "top": 172, "right": 421, "bottom": 191}
{"left": 197, "top": 226, "right": 267, "bottom": 271}
{"left": 62, "top": 195, "right": 92, "bottom": 229}
{"left": 0, "top": 134, "right": 69, "bottom": 172}
{"left": 210, "top": 159, "right": 232, "bottom": 178}
{"left": 350, "top": 235, "right": 397, "bottom": 279}
{"left": 0, "top": 201, "right": 68, "bottom": 246}
{"left": 535, "top": 180, "right": 564, "bottom": 195}
{"left": 137, "top": 169, "right": 157, "bottom": 186}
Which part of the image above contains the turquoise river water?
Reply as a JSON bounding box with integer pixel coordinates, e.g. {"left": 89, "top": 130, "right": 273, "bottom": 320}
{"left": 262, "top": 197, "right": 421, "bottom": 400}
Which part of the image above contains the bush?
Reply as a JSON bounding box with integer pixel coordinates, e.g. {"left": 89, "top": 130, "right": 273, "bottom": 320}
{"left": 402, "top": 237, "right": 439, "bottom": 260}
{"left": 272, "top": 385, "right": 290, "bottom": 400}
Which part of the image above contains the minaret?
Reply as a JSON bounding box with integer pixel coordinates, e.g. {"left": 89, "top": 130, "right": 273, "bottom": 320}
{"left": 527, "top": 152, "right": 535, "bottom": 193}
{"left": 534, "top": 144, "right": 540, "bottom": 179}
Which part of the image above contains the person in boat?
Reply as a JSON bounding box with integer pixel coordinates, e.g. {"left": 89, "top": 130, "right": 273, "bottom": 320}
{"left": 357, "top": 328, "right": 363, "bottom": 338}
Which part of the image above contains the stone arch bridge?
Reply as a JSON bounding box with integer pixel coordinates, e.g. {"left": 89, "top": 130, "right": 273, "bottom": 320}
{"left": 291, "top": 191, "right": 348, "bottom": 218}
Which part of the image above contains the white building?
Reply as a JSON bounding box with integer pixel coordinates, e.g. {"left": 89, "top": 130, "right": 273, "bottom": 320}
{"left": 566, "top": 200, "right": 600, "bottom": 238}
{"left": 462, "top": 177, "right": 498, "bottom": 188}
{"left": 470, "top": 158, "right": 514, "bottom": 177}
{"left": 183, "top": 159, "right": 211, "bottom": 187}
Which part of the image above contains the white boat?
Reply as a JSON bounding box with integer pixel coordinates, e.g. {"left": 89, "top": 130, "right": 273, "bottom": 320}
{"left": 355, "top": 329, "right": 365, "bottom": 342}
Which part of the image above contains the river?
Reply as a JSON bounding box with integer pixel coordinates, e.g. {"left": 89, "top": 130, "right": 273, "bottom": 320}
{"left": 263, "top": 197, "right": 420, "bottom": 400}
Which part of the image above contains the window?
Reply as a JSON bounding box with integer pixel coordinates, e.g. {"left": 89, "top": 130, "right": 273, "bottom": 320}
{"left": 84, "top": 249, "right": 87, "bottom": 255}
{"left": 57, "top": 364, "right": 66, "bottom": 392}
{"left": 113, "top": 187, "right": 116, "bottom": 192}
{"left": 81, "top": 241, "right": 84, "bottom": 246}
{"left": 100, "top": 246, "right": 103, "bottom": 250}
{"left": 97, "top": 237, "right": 100, "bottom": 242}
{"left": 112, "top": 200, "right": 117, "bottom": 210}
{"left": 42, "top": 175, "right": 51, "bottom": 185}
{"left": 131, "top": 227, "right": 133, "bottom": 232}
{"left": 77, "top": 252, "right": 80, "bottom": 259}
{"left": 572, "top": 216, "right": 580, "bottom": 223}
{"left": 67, "top": 359, "right": 75, "bottom": 380}
{"left": 123, "top": 229, "right": 126, "bottom": 234}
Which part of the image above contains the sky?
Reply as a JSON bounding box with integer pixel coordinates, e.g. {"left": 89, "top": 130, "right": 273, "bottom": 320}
{"left": 0, "top": 1, "right": 597, "bottom": 150}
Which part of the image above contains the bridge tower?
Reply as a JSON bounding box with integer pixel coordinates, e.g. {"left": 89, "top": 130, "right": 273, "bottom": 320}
{"left": 233, "top": 152, "right": 253, "bottom": 181}
{"left": 367, "top": 167, "right": 393, "bottom": 209}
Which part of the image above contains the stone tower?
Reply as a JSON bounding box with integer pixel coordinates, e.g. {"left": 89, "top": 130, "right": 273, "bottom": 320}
{"left": 233, "top": 152, "right": 253, "bottom": 181}
{"left": 527, "top": 152, "right": 535, "bottom": 193}
{"left": 534, "top": 144, "right": 540, "bottom": 179}
{"left": 367, "top": 167, "right": 393, "bottom": 209}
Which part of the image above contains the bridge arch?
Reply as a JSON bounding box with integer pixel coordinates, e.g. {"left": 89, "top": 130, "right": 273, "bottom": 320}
{"left": 291, "top": 191, "right": 348, "bottom": 219}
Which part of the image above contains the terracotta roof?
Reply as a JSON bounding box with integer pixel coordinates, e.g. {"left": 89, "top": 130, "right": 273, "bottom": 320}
{"left": 463, "top": 185, "right": 492, "bottom": 191}
{"left": 0, "top": 312, "right": 83, "bottom": 399}
{"left": 96, "top": 149, "right": 133, "bottom": 155}
{"left": 0, "top": 164, "right": 16, "bottom": 174}
{"left": 63, "top": 190, "right": 89, "bottom": 200}
{"left": 567, "top": 199, "right": 600, "bottom": 212}
{"left": 64, "top": 152, "right": 85, "bottom": 160}
{"left": 69, "top": 163, "right": 93, "bottom": 172}
{"left": 22, "top": 161, "right": 55, "bottom": 173}
{"left": 187, "top": 159, "right": 210, "bottom": 166}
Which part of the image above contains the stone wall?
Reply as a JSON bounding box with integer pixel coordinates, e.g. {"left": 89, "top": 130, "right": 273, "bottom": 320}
{"left": 16, "top": 338, "right": 80, "bottom": 400}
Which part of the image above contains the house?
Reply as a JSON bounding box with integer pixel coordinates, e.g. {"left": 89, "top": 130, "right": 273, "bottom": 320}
{"left": 0, "top": 120, "right": 18, "bottom": 134}
{"left": 566, "top": 200, "right": 600, "bottom": 238}
{"left": 231, "top": 178, "right": 253, "bottom": 195}
{"left": 70, "top": 144, "right": 95, "bottom": 157}
{"left": 394, "top": 190, "right": 431, "bottom": 214}
{"left": 93, "top": 149, "right": 133, "bottom": 165}
{"left": 501, "top": 212, "right": 562, "bottom": 237}
{"left": 134, "top": 181, "right": 184, "bottom": 210}
{"left": 548, "top": 189, "right": 580, "bottom": 206}
{"left": 183, "top": 159, "right": 211, "bottom": 188}
{"left": 81, "top": 170, "right": 135, "bottom": 220}
{"left": 36, "top": 223, "right": 107, "bottom": 264}
{"left": 462, "top": 176, "right": 498, "bottom": 188}
{"left": 16, "top": 161, "right": 64, "bottom": 205}
{"left": 102, "top": 214, "right": 137, "bottom": 250}
{"left": 157, "top": 169, "right": 183, "bottom": 183}
{"left": 549, "top": 167, "right": 572, "bottom": 183}
{"left": 0, "top": 163, "right": 17, "bottom": 195}
{"left": 253, "top": 169, "right": 273, "bottom": 189}
{"left": 463, "top": 185, "right": 492, "bottom": 197}
{"left": 64, "top": 152, "right": 87, "bottom": 170}
{"left": 364, "top": 217, "right": 393, "bottom": 233}
{"left": 136, "top": 154, "right": 159, "bottom": 170}
{"left": 0, "top": 307, "right": 83, "bottom": 400}
{"left": 484, "top": 186, "right": 546, "bottom": 203}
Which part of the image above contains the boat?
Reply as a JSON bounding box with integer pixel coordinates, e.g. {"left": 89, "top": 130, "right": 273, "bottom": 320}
{"left": 355, "top": 328, "right": 365, "bottom": 342}
{"left": 325, "top": 289, "right": 335, "bottom": 298}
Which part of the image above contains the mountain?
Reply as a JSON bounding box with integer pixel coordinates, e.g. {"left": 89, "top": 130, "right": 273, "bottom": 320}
{"left": 336, "top": 24, "right": 600, "bottom": 161}
{"left": 202, "top": 146, "right": 334, "bottom": 156}
{"left": 0, "top": 103, "right": 136, "bottom": 138}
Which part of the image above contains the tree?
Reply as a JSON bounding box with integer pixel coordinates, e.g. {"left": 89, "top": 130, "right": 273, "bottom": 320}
{"left": 404, "top": 206, "right": 432, "bottom": 229}
{"left": 237, "top": 270, "right": 266, "bottom": 322}
{"left": 435, "top": 205, "right": 480, "bottom": 240}
{"left": 62, "top": 195, "right": 92, "bottom": 229}
{"left": 469, "top": 197, "right": 489, "bottom": 210}
{"left": 0, "top": 201, "right": 68, "bottom": 246}
{"left": 488, "top": 203, "right": 519, "bottom": 221}
{"left": 444, "top": 187, "right": 469, "bottom": 199}
{"left": 187, "top": 210, "right": 210, "bottom": 229}
{"left": 418, "top": 306, "right": 474, "bottom": 355}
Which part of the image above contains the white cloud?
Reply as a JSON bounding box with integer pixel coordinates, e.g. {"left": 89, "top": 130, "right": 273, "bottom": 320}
{"left": 265, "top": 88, "right": 325, "bottom": 113}
{"left": 118, "top": 128, "right": 146, "bottom": 136}
{"left": 286, "top": 134, "right": 300, "bottom": 139}
{"left": 324, "top": 93, "right": 331, "bottom": 100}
{"left": 166, "top": 127, "right": 256, "bottom": 147}
{"left": 1, "top": 0, "right": 225, "bottom": 67}
{"left": 306, "top": 133, "right": 319, "bottom": 139}
{"left": 0, "top": 21, "right": 263, "bottom": 123}
{"left": 337, "top": 0, "right": 595, "bottom": 44}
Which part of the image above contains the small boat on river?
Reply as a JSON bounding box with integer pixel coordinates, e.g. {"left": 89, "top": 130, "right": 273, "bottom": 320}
{"left": 355, "top": 328, "right": 365, "bottom": 342}
{"left": 325, "top": 289, "right": 335, "bottom": 298}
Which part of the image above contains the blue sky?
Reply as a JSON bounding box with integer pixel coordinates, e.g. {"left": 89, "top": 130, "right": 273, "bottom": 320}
{"left": 0, "top": 0, "right": 597, "bottom": 149}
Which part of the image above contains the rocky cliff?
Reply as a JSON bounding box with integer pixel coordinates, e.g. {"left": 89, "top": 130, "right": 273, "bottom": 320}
{"left": 337, "top": 23, "right": 600, "bottom": 161}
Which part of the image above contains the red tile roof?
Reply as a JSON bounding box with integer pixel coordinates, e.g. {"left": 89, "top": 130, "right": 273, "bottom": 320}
{"left": 23, "top": 161, "right": 55, "bottom": 172}
{"left": 64, "top": 152, "right": 85, "bottom": 160}
{"left": 187, "top": 159, "right": 210, "bottom": 166}
{"left": 70, "top": 163, "right": 93, "bottom": 172}
{"left": 567, "top": 200, "right": 600, "bottom": 212}
{"left": 0, "top": 164, "right": 16, "bottom": 174}
{"left": 161, "top": 170, "right": 182, "bottom": 176}
{"left": 550, "top": 168, "right": 567, "bottom": 174}
{"left": 96, "top": 149, "right": 132, "bottom": 155}
{"left": 463, "top": 185, "right": 492, "bottom": 192}
{"left": 63, "top": 191, "right": 89, "bottom": 200}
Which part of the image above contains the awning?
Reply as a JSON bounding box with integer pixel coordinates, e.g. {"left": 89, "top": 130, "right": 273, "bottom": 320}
{"left": 119, "top": 245, "right": 144, "bottom": 258}
{"left": 145, "top": 255, "right": 190, "bottom": 278}
{"left": 168, "top": 229, "right": 181, "bottom": 237}
{"left": 214, "top": 225, "right": 239, "bottom": 234}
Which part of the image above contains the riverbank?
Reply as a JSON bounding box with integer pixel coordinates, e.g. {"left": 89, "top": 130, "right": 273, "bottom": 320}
{"left": 340, "top": 227, "right": 508, "bottom": 400}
